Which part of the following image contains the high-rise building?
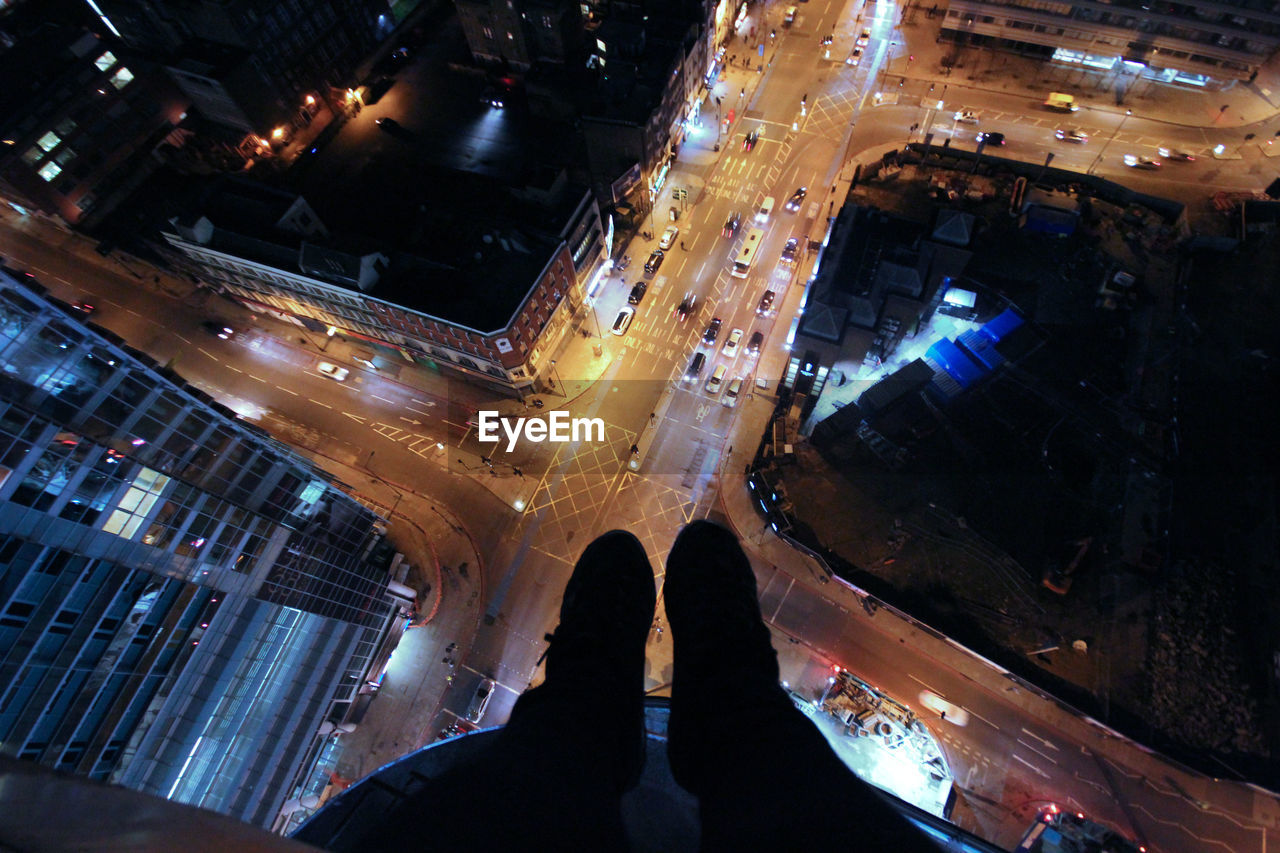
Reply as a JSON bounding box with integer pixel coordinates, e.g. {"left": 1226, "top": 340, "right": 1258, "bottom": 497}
{"left": 455, "top": 0, "right": 583, "bottom": 67}
{"left": 0, "top": 12, "right": 188, "bottom": 227}
{"left": 86, "top": 0, "right": 393, "bottom": 134}
{"left": 939, "top": 0, "right": 1280, "bottom": 88}
{"left": 0, "top": 270, "right": 403, "bottom": 827}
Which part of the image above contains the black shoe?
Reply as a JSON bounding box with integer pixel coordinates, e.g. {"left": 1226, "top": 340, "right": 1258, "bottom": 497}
{"left": 665, "top": 521, "right": 778, "bottom": 793}
{"left": 541, "top": 529, "right": 655, "bottom": 789}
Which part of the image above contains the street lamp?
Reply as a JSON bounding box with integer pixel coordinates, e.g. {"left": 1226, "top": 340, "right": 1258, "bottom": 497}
{"left": 549, "top": 359, "right": 564, "bottom": 396}
{"left": 1088, "top": 109, "right": 1131, "bottom": 175}
{"left": 320, "top": 325, "right": 337, "bottom": 351}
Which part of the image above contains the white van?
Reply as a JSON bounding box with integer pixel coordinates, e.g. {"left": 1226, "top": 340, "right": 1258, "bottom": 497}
{"left": 705, "top": 364, "right": 727, "bottom": 394}
{"left": 755, "top": 196, "right": 775, "bottom": 223}
{"left": 723, "top": 376, "right": 744, "bottom": 407}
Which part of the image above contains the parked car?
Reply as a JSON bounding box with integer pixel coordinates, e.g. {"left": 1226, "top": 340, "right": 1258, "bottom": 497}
{"left": 780, "top": 237, "right": 800, "bottom": 264}
{"left": 756, "top": 290, "right": 776, "bottom": 316}
{"left": 611, "top": 307, "right": 635, "bottom": 336}
{"left": 703, "top": 317, "right": 722, "bottom": 345}
{"left": 466, "top": 677, "right": 496, "bottom": 723}
{"left": 644, "top": 249, "right": 665, "bottom": 274}
{"left": 976, "top": 131, "right": 1005, "bottom": 146}
{"left": 953, "top": 108, "right": 981, "bottom": 124}
{"left": 746, "top": 330, "right": 765, "bottom": 356}
{"left": 722, "top": 211, "right": 742, "bottom": 238}
{"left": 627, "top": 281, "right": 648, "bottom": 305}
{"left": 784, "top": 5, "right": 797, "bottom": 25}
{"left": 784, "top": 186, "right": 807, "bottom": 212}
{"left": 675, "top": 291, "right": 697, "bottom": 323}
{"left": 743, "top": 128, "right": 759, "bottom": 151}
{"left": 659, "top": 225, "right": 680, "bottom": 250}
{"left": 1157, "top": 145, "right": 1196, "bottom": 161}
{"left": 317, "top": 361, "right": 349, "bottom": 381}
{"left": 722, "top": 328, "right": 743, "bottom": 358}
{"left": 1055, "top": 127, "right": 1088, "bottom": 143}
{"left": 1123, "top": 153, "right": 1161, "bottom": 169}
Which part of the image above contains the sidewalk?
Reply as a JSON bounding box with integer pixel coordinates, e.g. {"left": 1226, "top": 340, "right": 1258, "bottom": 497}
{"left": 888, "top": 11, "right": 1280, "bottom": 131}
{"left": 292, "top": 450, "right": 489, "bottom": 784}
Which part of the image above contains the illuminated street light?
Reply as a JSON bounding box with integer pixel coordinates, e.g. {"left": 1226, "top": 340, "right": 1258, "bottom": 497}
{"left": 271, "top": 126, "right": 286, "bottom": 140}
{"left": 1087, "top": 109, "right": 1131, "bottom": 175}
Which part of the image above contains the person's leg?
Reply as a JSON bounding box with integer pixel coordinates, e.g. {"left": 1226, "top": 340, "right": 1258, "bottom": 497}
{"left": 356, "top": 530, "right": 656, "bottom": 851}
{"left": 665, "top": 521, "right": 937, "bottom": 852}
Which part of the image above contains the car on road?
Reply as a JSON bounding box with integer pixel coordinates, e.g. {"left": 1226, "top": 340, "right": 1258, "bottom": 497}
{"left": 722, "top": 211, "right": 742, "bottom": 238}
{"left": 1157, "top": 145, "right": 1196, "bottom": 161}
{"left": 784, "top": 186, "right": 807, "bottom": 212}
{"left": 756, "top": 290, "right": 776, "bottom": 316}
{"left": 746, "top": 330, "right": 764, "bottom": 356}
{"left": 780, "top": 237, "right": 800, "bottom": 264}
{"left": 856, "top": 28, "right": 871, "bottom": 46}
{"left": 723, "top": 376, "right": 744, "bottom": 407}
{"left": 743, "top": 128, "right": 759, "bottom": 152}
{"left": 846, "top": 46, "right": 863, "bottom": 66}
{"left": 784, "top": 5, "right": 797, "bottom": 25}
{"left": 675, "top": 291, "right": 697, "bottom": 323}
{"left": 611, "top": 306, "right": 635, "bottom": 336}
{"left": 466, "top": 677, "right": 496, "bottom": 723}
{"left": 71, "top": 300, "right": 96, "bottom": 315}
{"left": 976, "top": 131, "right": 1005, "bottom": 146}
{"left": 481, "top": 85, "right": 506, "bottom": 109}
{"left": 375, "top": 116, "right": 402, "bottom": 133}
{"left": 627, "top": 281, "right": 648, "bottom": 305}
{"left": 703, "top": 317, "right": 722, "bottom": 344}
{"left": 1123, "top": 153, "right": 1161, "bottom": 169}
{"left": 644, "top": 249, "right": 665, "bottom": 274}
{"left": 722, "top": 328, "right": 743, "bottom": 358}
{"left": 1054, "top": 127, "right": 1088, "bottom": 143}
{"left": 684, "top": 351, "right": 706, "bottom": 383}
{"left": 953, "top": 108, "right": 981, "bottom": 124}
{"left": 705, "top": 364, "right": 727, "bottom": 395}
{"left": 317, "top": 361, "right": 349, "bottom": 381}
{"left": 201, "top": 320, "right": 235, "bottom": 339}
{"left": 659, "top": 225, "right": 680, "bottom": 250}
{"left": 917, "top": 690, "right": 969, "bottom": 726}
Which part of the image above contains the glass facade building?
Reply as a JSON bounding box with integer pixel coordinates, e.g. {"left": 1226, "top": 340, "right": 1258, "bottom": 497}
{"left": 0, "top": 270, "right": 400, "bottom": 827}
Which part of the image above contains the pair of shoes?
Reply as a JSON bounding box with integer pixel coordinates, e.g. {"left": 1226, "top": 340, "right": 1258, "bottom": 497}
{"left": 541, "top": 530, "right": 655, "bottom": 792}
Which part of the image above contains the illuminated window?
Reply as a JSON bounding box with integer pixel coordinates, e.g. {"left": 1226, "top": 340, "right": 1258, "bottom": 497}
{"left": 109, "top": 67, "right": 134, "bottom": 89}
{"left": 38, "top": 162, "right": 62, "bottom": 182}
{"left": 36, "top": 131, "right": 61, "bottom": 152}
{"left": 95, "top": 51, "right": 117, "bottom": 71}
{"left": 102, "top": 467, "right": 171, "bottom": 539}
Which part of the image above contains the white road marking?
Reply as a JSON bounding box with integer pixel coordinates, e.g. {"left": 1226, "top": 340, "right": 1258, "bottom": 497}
{"left": 1011, "top": 753, "right": 1049, "bottom": 778}
{"left": 1016, "top": 739, "right": 1059, "bottom": 765}
{"left": 308, "top": 399, "right": 332, "bottom": 409}
{"left": 276, "top": 386, "right": 299, "bottom": 396}
{"left": 1020, "top": 727, "right": 1060, "bottom": 750}
{"left": 371, "top": 394, "right": 395, "bottom": 404}
{"left": 908, "top": 674, "right": 940, "bottom": 693}
{"left": 343, "top": 413, "right": 368, "bottom": 423}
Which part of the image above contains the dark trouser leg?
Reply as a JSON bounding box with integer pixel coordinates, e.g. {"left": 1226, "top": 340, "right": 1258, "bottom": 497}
{"left": 665, "top": 521, "right": 937, "bottom": 852}
{"left": 356, "top": 530, "right": 654, "bottom": 852}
